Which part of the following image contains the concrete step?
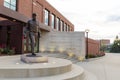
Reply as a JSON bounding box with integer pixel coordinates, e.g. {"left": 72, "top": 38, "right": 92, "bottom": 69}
{"left": 0, "top": 65, "right": 84, "bottom": 80}
{"left": 0, "top": 55, "right": 98, "bottom": 80}
{"left": 66, "top": 57, "right": 79, "bottom": 64}
{"left": 37, "top": 53, "right": 80, "bottom": 63}
{"left": 37, "top": 53, "right": 69, "bottom": 59}
{"left": 0, "top": 57, "right": 72, "bottom": 78}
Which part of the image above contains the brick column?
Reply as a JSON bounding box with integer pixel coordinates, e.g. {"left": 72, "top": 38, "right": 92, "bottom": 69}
{"left": 48, "top": 12, "right": 52, "bottom": 26}
{"left": 0, "top": 0, "right": 4, "bottom": 6}
{"left": 54, "top": 15, "right": 57, "bottom": 29}
{"left": 42, "top": 8, "right": 45, "bottom": 23}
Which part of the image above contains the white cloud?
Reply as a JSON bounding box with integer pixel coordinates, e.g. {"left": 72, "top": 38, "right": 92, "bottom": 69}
{"left": 46, "top": 0, "right": 120, "bottom": 43}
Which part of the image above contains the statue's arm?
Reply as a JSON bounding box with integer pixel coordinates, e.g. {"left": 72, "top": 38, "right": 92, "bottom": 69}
{"left": 38, "top": 21, "right": 41, "bottom": 38}
{"left": 26, "top": 20, "right": 30, "bottom": 32}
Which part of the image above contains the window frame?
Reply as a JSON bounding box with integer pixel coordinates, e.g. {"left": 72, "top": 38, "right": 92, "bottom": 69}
{"left": 51, "top": 13, "right": 55, "bottom": 29}
{"left": 56, "top": 17, "right": 60, "bottom": 31}
{"left": 44, "top": 9, "right": 49, "bottom": 26}
{"left": 60, "top": 20, "right": 63, "bottom": 32}
{"left": 4, "top": 0, "right": 17, "bottom": 11}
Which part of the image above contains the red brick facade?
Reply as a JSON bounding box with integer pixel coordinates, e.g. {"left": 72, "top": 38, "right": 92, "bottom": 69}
{"left": 0, "top": 0, "right": 74, "bottom": 54}
{"left": 100, "top": 39, "right": 110, "bottom": 45}
{"left": 87, "top": 38, "right": 100, "bottom": 55}
{"left": 17, "top": 0, "right": 74, "bottom": 31}
{"left": 0, "top": 0, "right": 3, "bottom": 6}
{"left": 0, "top": 0, "right": 74, "bottom": 31}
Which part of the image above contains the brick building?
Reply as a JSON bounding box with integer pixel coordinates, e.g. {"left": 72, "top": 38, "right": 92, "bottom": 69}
{"left": 100, "top": 39, "right": 110, "bottom": 45}
{"left": 0, "top": 0, "right": 74, "bottom": 54}
{"left": 87, "top": 38, "right": 100, "bottom": 55}
{"left": 86, "top": 38, "right": 107, "bottom": 57}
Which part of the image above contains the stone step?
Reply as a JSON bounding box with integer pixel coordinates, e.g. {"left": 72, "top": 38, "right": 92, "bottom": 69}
{"left": 38, "top": 53, "right": 67, "bottom": 57}
{"left": 0, "top": 65, "right": 84, "bottom": 80}
{"left": 25, "top": 53, "right": 81, "bottom": 64}
{"left": 38, "top": 53, "right": 80, "bottom": 63}
{"left": 66, "top": 57, "right": 79, "bottom": 63}
{"left": 0, "top": 57, "right": 72, "bottom": 78}
{"left": 37, "top": 53, "right": 69, "bottom": 59}
{"left": 34, "top": 65, "right": 85, "bottom": 80}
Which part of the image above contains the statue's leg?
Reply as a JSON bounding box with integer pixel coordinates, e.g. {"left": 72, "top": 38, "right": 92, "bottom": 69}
{"left": 35, "top": 33, "right": 38, "bottom": 46}
{"left": 29, "top": 32, "right": 36, "bottom": 56}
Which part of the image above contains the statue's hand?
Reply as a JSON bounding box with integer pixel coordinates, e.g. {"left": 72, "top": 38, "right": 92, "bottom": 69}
{"left": 38, "top": 32, "right": 41, "bottom": 38}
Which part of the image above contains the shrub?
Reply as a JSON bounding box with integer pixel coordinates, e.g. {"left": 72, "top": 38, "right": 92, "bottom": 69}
{"left": 0, "top": 48, "right": 4, "bottom": 53}
{"left": 3, "top": 48, "right": 15, "bottom": 55}
{"left": 88, "top": 54, "right": 97, "bottom": 58}
{"left": 7, "top": 49, "right": 15, "bottom": 55}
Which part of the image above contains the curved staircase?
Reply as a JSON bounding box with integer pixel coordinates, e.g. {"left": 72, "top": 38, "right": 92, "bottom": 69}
{"left": 0, "top": 54, "right": 97, "bottom": 80}
{"left": 0, "top": 55, "right": 84, "bottom": 80}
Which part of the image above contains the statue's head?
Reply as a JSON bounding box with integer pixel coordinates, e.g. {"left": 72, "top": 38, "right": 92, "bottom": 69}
{"left": 32, "top": 13, "right": 37, "bottom": 20}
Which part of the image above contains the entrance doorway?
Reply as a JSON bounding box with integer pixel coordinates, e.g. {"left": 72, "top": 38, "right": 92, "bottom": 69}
{"left": 0, "top": 20, "right": 23, "bottom": 54}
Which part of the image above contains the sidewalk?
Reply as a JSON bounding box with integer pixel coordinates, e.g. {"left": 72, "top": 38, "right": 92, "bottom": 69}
{"left": 76, "top": 53, "right": 120, "bottom": 80}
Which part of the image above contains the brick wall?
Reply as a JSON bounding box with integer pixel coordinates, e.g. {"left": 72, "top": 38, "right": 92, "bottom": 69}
{"left": 18, "top": 0, "right": 74, "bottom": 31}
{"left": 0, "top": 0, "right": 74, "bottom": 31}
{"left": 17, "top": 0, "right": 74, "bottom": 30}
{"left": 0, "top": 0, "right": 3, "bottom": 6}
{"left": 100, "top": 39, "right": 110, "bottom": 45}
{"left": 87, "top": 38, "right": 100, "bottom": 55}
{"left": 0, "top": 0, "right": 75, "bottom": 54}
{"left": 18, "top": 0, "right": 32, "bottom": 18}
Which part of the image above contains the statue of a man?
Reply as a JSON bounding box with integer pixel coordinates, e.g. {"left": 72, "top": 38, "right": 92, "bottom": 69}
{"left": 27, "top": 13, "right": 41, "bottom": 56}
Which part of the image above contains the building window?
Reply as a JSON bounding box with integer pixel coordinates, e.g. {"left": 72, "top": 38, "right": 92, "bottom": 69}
{"left": 62, "top": 22, "right": 64, "bottom": 31}
{"left": 64, "top": 23, "right": 65, "bottom": 31}
{"left": 51, "top": 14, "right": 55, "bottom": 29}
{"left": 56, "top": 17, "right": 60, "bottom": 31}
{"left": 64, "top": 23, "right": 67, "bottom": 32}
{"left": 70, "top": 28, "right": 72, "bottom": 31}
{"left": 67, "top": 25, "right": 69, "bottom": 32}
{"left": 4, "top": 0, "right": 17, "bottom": 11}
{"left": 44, "top": 9, "right": 49, "bottom": 26}
{"left": 68, "top": 25, "right": 70, "bottom": 31}
{"left": 60, "top": 20, "right": 63, "bottom": 32}
{"left": 66, "top": 25, "right": 67, "bottom": 31}
{"left": 66, "top": 25, "right": 68, "bottom": 32}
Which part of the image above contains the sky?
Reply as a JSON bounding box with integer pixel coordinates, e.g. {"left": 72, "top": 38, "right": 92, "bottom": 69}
{"left": 46, "top": 0, "right": 120, "bottom": 43}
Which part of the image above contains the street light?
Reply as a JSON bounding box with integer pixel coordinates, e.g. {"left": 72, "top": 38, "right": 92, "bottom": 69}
{"left": 85, "top": 29, "right": 90, "bottom": 59}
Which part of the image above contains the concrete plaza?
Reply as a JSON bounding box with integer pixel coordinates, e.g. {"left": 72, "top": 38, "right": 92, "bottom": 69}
{"left": 76, "top": 53, "right": 120, "bottom": 80}
{"left": 0, "top": 53, "right": 120, "bottom": 80}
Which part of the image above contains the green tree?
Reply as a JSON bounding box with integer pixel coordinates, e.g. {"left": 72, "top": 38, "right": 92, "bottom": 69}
{"left": 100, "top": 44, "right": 106, "bottom": 52}
{"left": 110, "top": 36, "right": 120, "bottom": 53}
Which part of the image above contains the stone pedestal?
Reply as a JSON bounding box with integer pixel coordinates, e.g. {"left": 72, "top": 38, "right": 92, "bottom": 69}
{"left": 21, "top": 54, "right": 48, "bottom": 63}
{"left": 0, "top": 56, "right": 85, "bottom": 80}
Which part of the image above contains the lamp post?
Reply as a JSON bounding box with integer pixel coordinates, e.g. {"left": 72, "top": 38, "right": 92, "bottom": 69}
{"left": 85, "top": 29, "right": 89, "bottom": 59}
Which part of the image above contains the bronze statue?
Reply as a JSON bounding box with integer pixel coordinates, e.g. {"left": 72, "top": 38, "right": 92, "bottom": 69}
{"left": 27, "top": 13, "right": 41, "bottom": 56}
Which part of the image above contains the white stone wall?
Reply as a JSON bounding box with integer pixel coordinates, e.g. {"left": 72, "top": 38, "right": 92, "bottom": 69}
{"left": 40, "top": 32, "right": 86, "bottom": 58}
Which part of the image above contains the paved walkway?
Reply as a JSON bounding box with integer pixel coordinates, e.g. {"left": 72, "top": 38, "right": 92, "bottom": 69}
{"left": 76, "top": 53, "right": 120, "bottom": 80}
